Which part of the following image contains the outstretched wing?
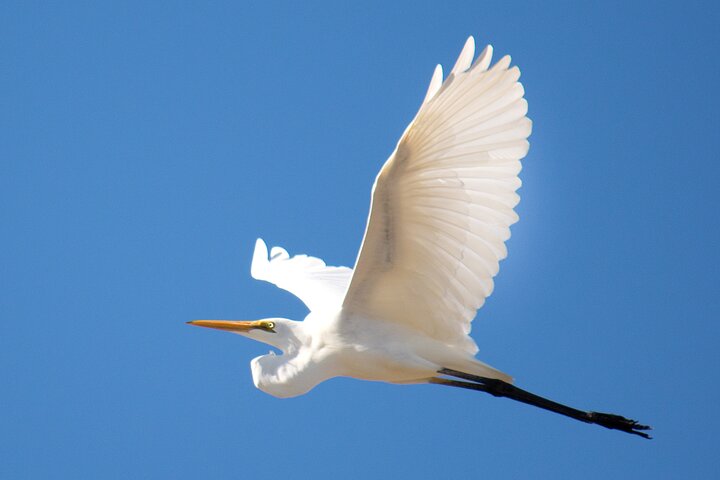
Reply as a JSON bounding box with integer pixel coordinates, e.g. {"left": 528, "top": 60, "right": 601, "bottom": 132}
{"left": 342, "top": 37, "right": 531, "bottom": 354}
{"left": 251, "top": 238, "right": 353, "bottom": 313}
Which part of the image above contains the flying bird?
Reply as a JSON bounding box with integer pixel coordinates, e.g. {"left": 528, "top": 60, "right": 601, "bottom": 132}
{"left": 189, "top": 37, "right": 651, "bottom": 438}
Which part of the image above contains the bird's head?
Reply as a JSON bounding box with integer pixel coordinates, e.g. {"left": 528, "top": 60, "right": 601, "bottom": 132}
{"left": 187, "top": 318, "right": 297, "bottom": 352}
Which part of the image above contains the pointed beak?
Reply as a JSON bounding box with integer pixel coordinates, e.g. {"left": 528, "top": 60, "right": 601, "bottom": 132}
{"left": 187, "top": 320, "right": 259, "bottom": 333}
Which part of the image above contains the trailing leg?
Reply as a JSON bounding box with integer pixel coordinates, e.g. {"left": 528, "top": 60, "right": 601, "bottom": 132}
{"left": 431, "top": 368, "right": 651, "bottom": 439}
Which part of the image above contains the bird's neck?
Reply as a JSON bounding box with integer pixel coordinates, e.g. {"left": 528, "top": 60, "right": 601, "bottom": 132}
{"left": 260, "top": 318, "right": 308, "bottom": 355}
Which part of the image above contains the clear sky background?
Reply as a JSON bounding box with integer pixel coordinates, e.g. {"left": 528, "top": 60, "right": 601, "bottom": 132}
{"left": 2, "top": 1, "right": 719, "bottom": 478}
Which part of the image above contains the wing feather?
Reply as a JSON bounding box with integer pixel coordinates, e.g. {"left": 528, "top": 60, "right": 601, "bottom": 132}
{"left": 251, "top": 239, "right": 352, "bottom": 313}
{"left": 342, "top": 37, "right": 531, "bottom": 354}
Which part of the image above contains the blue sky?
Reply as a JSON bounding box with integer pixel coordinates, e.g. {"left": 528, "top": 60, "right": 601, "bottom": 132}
{"left": 2, "top": 1, "right": 719, "bottom": 478}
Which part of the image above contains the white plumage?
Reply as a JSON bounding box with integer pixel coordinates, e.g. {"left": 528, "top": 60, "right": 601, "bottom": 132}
{"left": 195, "top": 36, "right": 529, "bottom": 395}
{"left": 189, "top": 38, "right": 653, "bottom": 439}
{"left": 250, "top": 238, "right": 352, "bottom": 313}
{"left": 344, "top": 37, "right": 529, "bottom": 356}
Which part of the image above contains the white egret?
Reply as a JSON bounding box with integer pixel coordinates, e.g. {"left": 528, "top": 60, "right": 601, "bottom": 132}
{"left": 190, "top": 37, "right": 650, "bottom": 438}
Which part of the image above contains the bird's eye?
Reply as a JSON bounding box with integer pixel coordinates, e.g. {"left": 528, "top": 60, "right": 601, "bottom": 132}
{"left": 266, "top": 322, "right": 275, "bottom": 331}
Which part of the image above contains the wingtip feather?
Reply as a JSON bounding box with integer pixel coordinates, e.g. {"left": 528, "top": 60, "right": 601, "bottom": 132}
{"left": 251, "top": 238, "right": 269, "bottom": 279}
{"left": 490, "top": 54, "right": 512, "bottom": 72}
{"left": 472, "top": 44, "right": 493, "bottom": 72}
{"left": 450, "top": 36, "right": 475, "bottom": 76}
{"left": 422, "top": 64, "right": 444, "bottom": 105}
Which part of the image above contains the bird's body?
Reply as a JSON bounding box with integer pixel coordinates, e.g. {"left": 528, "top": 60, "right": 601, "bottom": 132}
{"left": 190, "top": 37, "right": 651, "bottom": 438}
{"left": 247, "top": 310, "right": 506, "bottom": 398}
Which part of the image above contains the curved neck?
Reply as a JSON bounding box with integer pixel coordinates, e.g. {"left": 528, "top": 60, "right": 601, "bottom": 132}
{"left": 249, "top": 320, "right": 329, "bottom": 398}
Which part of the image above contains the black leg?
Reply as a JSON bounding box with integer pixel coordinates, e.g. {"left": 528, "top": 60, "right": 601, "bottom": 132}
{"left": 431, "top": 368, "right": 651, "bottom": 439}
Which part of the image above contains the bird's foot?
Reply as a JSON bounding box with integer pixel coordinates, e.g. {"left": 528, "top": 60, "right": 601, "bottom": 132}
{"left": 586, "top": 411, "right": 652, "bottom": 439}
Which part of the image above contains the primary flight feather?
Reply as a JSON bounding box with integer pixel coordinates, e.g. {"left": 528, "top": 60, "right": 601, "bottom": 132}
{"left": 189, "top": 37, "right": 651, "bottom": 438}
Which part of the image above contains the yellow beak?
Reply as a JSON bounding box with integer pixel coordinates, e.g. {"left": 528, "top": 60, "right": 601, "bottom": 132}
{"left": 187, "top": 320, "right": 260, "bottom": 332}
